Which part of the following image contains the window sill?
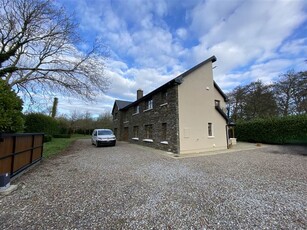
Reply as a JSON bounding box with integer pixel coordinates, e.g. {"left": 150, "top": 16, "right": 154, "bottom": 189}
{"left": 143, "top": 139, "right": 153, "bottom": 143}
{"left": 132, "top": 137, "right": 139, "bottom": 141}
{"left": 143, "top": 108, "right": 153, "bottom": 112}
{"left": 160, "top": 141, "right": 168, "bottom": 145}
{"left": 208, "top": 136, "right": 215, "bottom": 139}
{"left": 132, "top": 112, "right": 139, "bottom": 116}
{"left": 123, "top": 121, "right": 129, "bottom": 124}
{"left": 160, "top": 103, "right": 168, "bottom": 107}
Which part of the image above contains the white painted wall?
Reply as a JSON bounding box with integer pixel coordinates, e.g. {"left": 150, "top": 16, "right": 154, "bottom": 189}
{"left": 177, "top": 62, "right": 227, "bottom": 154}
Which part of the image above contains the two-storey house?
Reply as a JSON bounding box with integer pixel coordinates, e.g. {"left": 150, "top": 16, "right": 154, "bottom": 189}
{"left": 112, "top": 56, "right": 230, "bottom": 154}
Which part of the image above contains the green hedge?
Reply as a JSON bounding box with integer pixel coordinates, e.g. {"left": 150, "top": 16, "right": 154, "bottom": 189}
{"left": 53, "top": 134, "right": 71, "bottom": 138}
{"left": 44, "top": 135, "right": 53, "bottom": 143}
{"left": 24, "top": 113, "right": 59, "bottom": 135}
{"left": 236, "top": 115, "right": 307, "bottom": 144}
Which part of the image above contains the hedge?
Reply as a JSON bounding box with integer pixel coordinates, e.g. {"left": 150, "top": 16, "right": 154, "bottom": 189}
{"left": 236, "top": 115, "right": 307, "bottom": 144}
{"left": 53, "top": 134, "right": 71, "bottom": 138}
{"left": 24, "top": 113, "right": 59, "bottom": 135}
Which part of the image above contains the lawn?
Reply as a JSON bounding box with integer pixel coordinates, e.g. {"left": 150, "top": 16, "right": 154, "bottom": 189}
{"left": 43, "top": 134, "right": 90, "bottom": 158}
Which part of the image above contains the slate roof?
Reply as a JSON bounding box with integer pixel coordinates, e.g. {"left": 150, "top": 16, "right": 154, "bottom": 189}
{"left": 112, "top": 55, "right": 227, "bottom": 112}
{"left": 112, "top": 100, "right": 132, "bottom": 114}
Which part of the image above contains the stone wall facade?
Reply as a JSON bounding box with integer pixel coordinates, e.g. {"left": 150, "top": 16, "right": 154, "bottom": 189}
{"left": 113, "top": 86, "right": 180, "bottom": 153}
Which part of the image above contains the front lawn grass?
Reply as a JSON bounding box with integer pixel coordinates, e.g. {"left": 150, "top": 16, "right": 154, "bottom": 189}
{"left": 43, "top": 134, "right": 90, "bottom": 158}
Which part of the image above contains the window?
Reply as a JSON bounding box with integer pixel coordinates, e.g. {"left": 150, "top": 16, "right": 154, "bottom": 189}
{"left": 123, "top": 112, "right": 127, "bottom": 121}
{"left": 215, "top": 100, "right": 220, "bottom": 107}
{"left": 208, "top": 123, "right": 213, "bottom": 137}
{"left": 145, "top": 124, "right": 153, "bottom": 139}
{"left": 161, "top": 123, "right": 167, "bottom": 141}
{"left": 98, "top": 130, "right": 113, "bottom": 135}
{"left": 146, "top": 99, "right": 153, "bottom": 110}
{"left": 134, "top": 105, "right": 140, "bottom": 114}
{"left": 133, "top": 126, "right": 139, "bottom": 138}
{"left": 114, "top": 112, "right": 118, "bottom": 120}
{"left": 161, "top": 90, "right": 168, "bottom": 102}
{"left": 114, "top": 128, "right": 117, "bottom": 137}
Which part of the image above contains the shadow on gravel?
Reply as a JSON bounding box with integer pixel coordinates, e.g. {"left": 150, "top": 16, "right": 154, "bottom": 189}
{"left": 270, "top": 145, "right": 307, "bottom": 156}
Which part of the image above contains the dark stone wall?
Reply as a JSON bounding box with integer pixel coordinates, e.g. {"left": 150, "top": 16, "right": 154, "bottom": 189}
{"left": 112, "top": 105, "right": 121, "bottom": 139}
{"left": 113, "top": 86, "right": 180, "bottom": 153}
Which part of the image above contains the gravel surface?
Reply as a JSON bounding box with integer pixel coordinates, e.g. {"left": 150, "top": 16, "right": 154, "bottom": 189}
{"left": 1, "top": 140, "right": 306, "bottom": 229}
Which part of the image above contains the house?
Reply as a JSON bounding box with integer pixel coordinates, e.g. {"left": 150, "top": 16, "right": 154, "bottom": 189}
{"left": 112, "top": 55, "right": 230, "bottom": 154}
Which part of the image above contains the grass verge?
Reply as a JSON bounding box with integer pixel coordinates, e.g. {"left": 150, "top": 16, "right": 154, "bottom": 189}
{"left": 43, "top": 134, "right": 90, "bottom": 158}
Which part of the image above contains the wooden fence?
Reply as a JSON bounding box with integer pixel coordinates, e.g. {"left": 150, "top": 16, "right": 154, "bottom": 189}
{"left": 0, "top": 133, "right": 44, "bottom": 178}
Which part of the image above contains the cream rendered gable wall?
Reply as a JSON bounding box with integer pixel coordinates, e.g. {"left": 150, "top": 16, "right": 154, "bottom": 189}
{"left": 177, "top": 62, "right": 227, "bottom": 154}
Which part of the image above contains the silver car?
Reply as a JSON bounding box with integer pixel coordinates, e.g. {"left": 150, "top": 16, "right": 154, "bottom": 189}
{"left": 91, "top": 129, "right": 116, "bottom": 147}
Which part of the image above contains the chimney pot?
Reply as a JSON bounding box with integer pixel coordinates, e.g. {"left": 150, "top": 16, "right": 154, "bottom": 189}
{"left": 137, "top": 89, "right": 143, "bottom": 100}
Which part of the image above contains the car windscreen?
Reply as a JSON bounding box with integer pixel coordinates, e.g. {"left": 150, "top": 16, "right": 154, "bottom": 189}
{"left": 98, "top": 130, "right": 113, "bottom": 135}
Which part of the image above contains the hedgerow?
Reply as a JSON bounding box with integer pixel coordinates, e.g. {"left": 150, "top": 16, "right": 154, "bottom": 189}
{"left": 236, "top": 115, "right": 307, "bottom": 144}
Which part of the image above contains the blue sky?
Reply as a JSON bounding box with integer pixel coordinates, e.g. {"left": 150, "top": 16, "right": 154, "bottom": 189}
{"left": 45, "top": 0, "right": 307, "bottom": 117}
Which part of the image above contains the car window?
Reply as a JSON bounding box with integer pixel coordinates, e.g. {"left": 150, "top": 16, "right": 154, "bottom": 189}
{"left": 93, "top": 131, "right": 97, "bottom": 136}
{"left": 98, "top": 130, "right": 113, "bottom": 135}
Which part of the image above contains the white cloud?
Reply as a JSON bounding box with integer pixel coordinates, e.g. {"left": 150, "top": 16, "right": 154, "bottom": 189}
{"left": 279, "top": 38, "right": 307, "bottom": 55}
{"left": 49, "top": 0, "right": 307, "bottom": 117}
{"left": 189, "top": 0, "right": 307, "bottom": 90}
{"left": 176, "top": 28, "right": 187, "bottom": 40}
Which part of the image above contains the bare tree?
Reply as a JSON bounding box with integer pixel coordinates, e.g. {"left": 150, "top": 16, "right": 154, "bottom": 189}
{"left": 273, "top": 70, "right": 307, "bottom": 115}
{"left": 227, "top": 85, "right": 246, "bottom": 122}
{"left": 273, "top": 70, "right": 298, "bottom": 116}
{"left": 294, "top": 71, "right": 307, "bottom": 114}
{"left": 228, "top": 80, "right": 278, "bottom": 121}
{"left": 0, "top": 0, "right": 109, "bottom": 100}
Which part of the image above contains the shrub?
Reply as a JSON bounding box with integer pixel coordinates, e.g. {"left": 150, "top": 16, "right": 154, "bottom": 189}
{"left": 236, "top": 115, "right": 307, "bottom": 144}
{"left": 44, "top": 135, "right": 53, "bottom": 143}
{"left": 53, "top": 134, "right": 71, "bottom": 138}
{"left": 24, "top": 113, "right": 59, "bottom": 135}
{"left": 0, "top": 79, "right": 24, "bottom": 133}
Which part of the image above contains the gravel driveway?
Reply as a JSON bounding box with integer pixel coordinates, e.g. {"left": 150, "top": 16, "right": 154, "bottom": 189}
{"left": 1, "top": 140, "right": 306, "bottom": 229}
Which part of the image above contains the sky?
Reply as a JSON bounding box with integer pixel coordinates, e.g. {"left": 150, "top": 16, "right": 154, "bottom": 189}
{"left": 35, "top": 0, "right": 307, "bottom": 117}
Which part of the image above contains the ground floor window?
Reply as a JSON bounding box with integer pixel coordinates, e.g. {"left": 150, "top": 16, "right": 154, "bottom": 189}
{"left": 161, "top": 123, "right": 167, "bottom": 141}
{"left": 133, "top": 126, "right": 139, "bottom": 138}
{"left": 145, "top": 124, "right": 153, "bottom": 139}
{"left": 208, "top": 122, "right": 213, "bottom": 137}
{"left": 114, "top": 128, "right": 117, "bottom": 137}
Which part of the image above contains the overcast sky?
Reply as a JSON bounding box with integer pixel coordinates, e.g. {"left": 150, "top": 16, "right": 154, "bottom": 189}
{"left": 36, "top": 0, "right": 307, "bottom": 117}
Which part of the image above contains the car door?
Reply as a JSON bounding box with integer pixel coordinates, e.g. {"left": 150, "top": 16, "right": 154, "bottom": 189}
{"left": 92, "top": 130, "right": 97, "bottom": 143}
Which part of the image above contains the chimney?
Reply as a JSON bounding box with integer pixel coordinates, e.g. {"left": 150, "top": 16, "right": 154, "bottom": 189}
{"left": 137, "top": 89, "right": 143, "bottom": 100}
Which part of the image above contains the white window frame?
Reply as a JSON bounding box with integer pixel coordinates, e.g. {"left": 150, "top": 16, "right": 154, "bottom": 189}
{"left": 147, "top": 99, "right": 153, "bottom": 110}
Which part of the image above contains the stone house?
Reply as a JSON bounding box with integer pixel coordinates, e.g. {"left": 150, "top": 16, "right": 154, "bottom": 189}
{"left": 112, "top": 56, "right": 230, "bottom": 154}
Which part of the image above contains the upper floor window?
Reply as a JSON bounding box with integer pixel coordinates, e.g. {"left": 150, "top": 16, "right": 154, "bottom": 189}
{"left": 161, "top": 90, "right": 167, "bottom": 102}
{"left": 215, "top": 100, "right": 220, "bottom": 107}
{"left": 146, "top": 99, "right": 153, "bottom": 110}
{"left": 122, "top": 112, "right": 127, "bottom": 121}
{"left": 114, "top": 112, "right": 118, "bottom": 120}
{"left": 134, "top": 105, "right": 140, "bottom": 114}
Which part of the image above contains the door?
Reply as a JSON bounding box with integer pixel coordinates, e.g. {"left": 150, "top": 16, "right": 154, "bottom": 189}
{"left": 123, "top": 127, "right": 129, "bottom": 141}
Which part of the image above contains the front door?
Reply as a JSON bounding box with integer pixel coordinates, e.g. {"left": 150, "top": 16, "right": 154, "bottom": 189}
{"left": 123, "top": 127, "right": 129, "bottom": 141}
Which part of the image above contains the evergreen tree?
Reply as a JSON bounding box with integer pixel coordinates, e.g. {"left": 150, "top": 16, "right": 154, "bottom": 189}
{"left": 0, "top": 79, "right": 24, "bottom": 132}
